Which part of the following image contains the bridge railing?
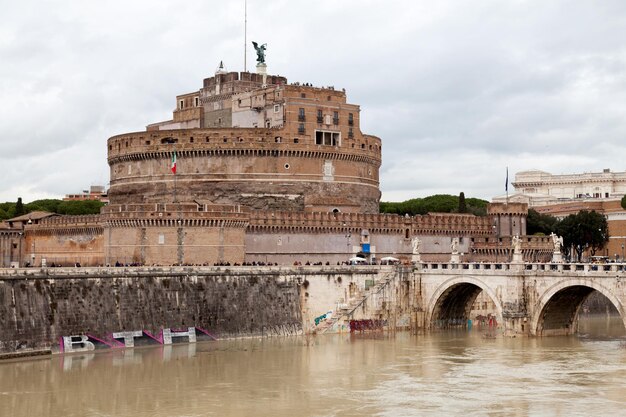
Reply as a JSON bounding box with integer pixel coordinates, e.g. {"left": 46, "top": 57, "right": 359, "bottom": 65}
{"left": 417, "top": 262, "right": 625, "bottom": 274}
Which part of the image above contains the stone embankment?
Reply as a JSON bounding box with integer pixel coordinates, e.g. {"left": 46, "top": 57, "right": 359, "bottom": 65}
{"left": 0, "top": 266, "right": 394, "bottom": 359}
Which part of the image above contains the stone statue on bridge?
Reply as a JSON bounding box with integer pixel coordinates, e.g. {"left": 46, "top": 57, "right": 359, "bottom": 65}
{"left": 512, "top": 235, "right": 522, "bottom": 254}
{"left": 411, "top": 237, "right": 422, "bottom": 263}
{"left": 450, "top": 237, "right": 460, "bottom": 263}
{"left": 550, "top": 232, "right": 564, "bottom": 263}
{"left": 512, "top": 235, "right": 523, "bottom": 263}
{"left": 450, "top": 238, "right": 459, "bottom": 255}
{"left": 411, "top": 237, "right": 421, "bottom": 255}
{"left": 550, "top": 233, "right": 563, "bottom": 253}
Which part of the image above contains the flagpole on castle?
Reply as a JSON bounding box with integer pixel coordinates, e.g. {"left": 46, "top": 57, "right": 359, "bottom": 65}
{"left": 172, "top": 149, "right": 178, "bottom": 203}
{"left": 505, "top": 166, "right": 509, "bottom": 206}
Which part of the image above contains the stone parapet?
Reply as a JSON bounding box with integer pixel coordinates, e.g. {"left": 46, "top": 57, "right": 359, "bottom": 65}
{"left": 101, "top": 203, "right": 249, "bottom": 229}
{"left": 248, "top": 211, "right": 493, "bottom": 235}
{"left": 107, "top": 128, "right": 382, "bottom": 163}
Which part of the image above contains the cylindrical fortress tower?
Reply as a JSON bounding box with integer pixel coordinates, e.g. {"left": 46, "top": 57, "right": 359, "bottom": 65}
{"left": 107, "top": 127, "right": 381, "bottom": 213}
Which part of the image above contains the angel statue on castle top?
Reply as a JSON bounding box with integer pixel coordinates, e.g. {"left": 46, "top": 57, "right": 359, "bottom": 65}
{"left": 252, "top": 41, "right": 267, "bottom": 64}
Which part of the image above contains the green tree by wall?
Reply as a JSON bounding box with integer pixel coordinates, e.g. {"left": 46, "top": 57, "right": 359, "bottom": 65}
{"left": 0, "top": 198, "right": 105, "bottom": 220}
{"left": 557, "top": 210, "right": 609, "bottom": 261}
{"left": 380, "top": 194, "right": 488, "bottom": 216}
{"left": 621, "top": 195, "right": 626, "bottom": 210}
{"left": 458, "top": 192, "right": 467, "bottom": 213}
{"left": 14, "top": 197, "right": 26, "bottom": 217}
{"left": 526, "top": 209, "right": 559, "bottom": 235}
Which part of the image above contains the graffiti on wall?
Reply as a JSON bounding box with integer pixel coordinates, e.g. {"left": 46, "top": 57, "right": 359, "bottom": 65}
{"left": 59, "top": 327, "right": 218, "bottom": 354}
{"left": 261, "top": 322, "right": 303, "bottom": 336}
{"left": 314, "top": 311, "right": 333, "bottom": 326}
{"left": 349, "top": 319, "right": 386, "bottom": 333}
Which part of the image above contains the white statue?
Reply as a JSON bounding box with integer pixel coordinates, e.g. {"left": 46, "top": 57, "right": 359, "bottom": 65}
{"left": 450, "top": 238, "right": 459, "bottom": 254}
{"left": 512, "top": 235, "right": 522, "bottom": 254}
{"left": 550, "top": 233, "right": 563, "bottom": 253}
{"left": 411, "top": 237, "right": 421, "bottom": 255}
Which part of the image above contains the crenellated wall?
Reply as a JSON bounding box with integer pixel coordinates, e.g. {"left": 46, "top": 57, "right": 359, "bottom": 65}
{"left": 24, "top": 215, "right": 103, "bottom": 267}
{"left": 101, "top": 203, "right": 249, "bottom": 266}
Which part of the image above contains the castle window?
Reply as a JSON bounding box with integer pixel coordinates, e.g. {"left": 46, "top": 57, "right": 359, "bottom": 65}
{"left": 274, "top": 104, "right": 280, "bottom": 113}
{"left": 190, "top": 137, "right": 194, "bottom": 143}
{"left": 298, "top": 123, "right": 305, "bottom": 134}
{"left": 284, "top": 163, "right": 290, "bottom": 170}
{"left": 223, "top": 137, "right": 228, "bottom": 143}
{"left": 161, "top": 137, "right": 178, "bottom": 144}
{"left": 348, "top": 128, "right": 353, "bottom": 139}
{"left": 294, "top": 138, "right": 299, "bottom": 144}
{"left": 194, "top": 97, "right": 199, "bottom": 107}
{"left": 301, "top": 93, "right": 306, "bottom": 98}
{"left": 205, "top": 137, "right": 210, "bottom": 143}
{"left": 145, "top": 140, "right": 151, "bottom": 145}
{"left": 109, "top": 145, "right": 112, "bottom": 150}
{"left": 361, "top": 143, "right": 365, "bottom": 149}
{"left": 315, "top": 130, "right": 340, "bottom": 146}
{"left": 298, "top": 108, "right": 305, "bottom": 122}
{"left": 275, "top": 136, "right": 282, "bottom": 143}
{"left": 327, "top": 95, "right": 331, "bottom": 101}
{"left": 348, "top": 113, "right": 354, "bottom": 126}
{"left": 317, "top": 109, "right": 323, "bottom": 123}
{"left": 333, "top": 111, "right": 339, "bottom": 125}
{"left": 179, "top": 100, "right": 184, "bottom": 109}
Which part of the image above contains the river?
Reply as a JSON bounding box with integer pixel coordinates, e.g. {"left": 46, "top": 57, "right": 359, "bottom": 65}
{"left": 1, "top": 315, "right": 625, "bottom": 417}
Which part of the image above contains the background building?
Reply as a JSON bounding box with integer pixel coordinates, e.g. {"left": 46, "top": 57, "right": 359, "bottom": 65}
{"left": 494, "top": 169, "right": 626, "bottom": 260}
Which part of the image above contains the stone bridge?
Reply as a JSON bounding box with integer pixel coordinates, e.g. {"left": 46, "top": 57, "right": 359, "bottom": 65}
{"left": 411, "top": 261, "right": 626, "bottom": 336}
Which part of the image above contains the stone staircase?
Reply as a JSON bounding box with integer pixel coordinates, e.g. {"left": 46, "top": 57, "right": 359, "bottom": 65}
{"left": 314, "top": 269, "right": 397, "bottom": 334}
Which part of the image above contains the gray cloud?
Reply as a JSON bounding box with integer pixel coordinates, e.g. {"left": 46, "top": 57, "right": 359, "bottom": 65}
{"left": 1, "top": 0, "right": 626, "bottom": 203}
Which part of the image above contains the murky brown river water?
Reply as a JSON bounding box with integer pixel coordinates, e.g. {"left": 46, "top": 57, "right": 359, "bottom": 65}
{"left": 1, "top": 316, "right": 625, "bottom": 417}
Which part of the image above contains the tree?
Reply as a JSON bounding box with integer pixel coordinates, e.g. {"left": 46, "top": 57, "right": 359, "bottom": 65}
{"left": 458, "top": 192, "right": 467, "bottom": 213}
{"left": 14, "top": 197, "right": 26, "bottom": 217}
{"left": 557, "top": 210, "right": 609, "bottom": 262}
{"left": 621, "top": 195, "right": 626, "bottom": 211}
{"left": 526, "top": 209, "right": 559, "bottom": 235}
{"left": 380, "top": 194, "right": 488, "bottom": 216}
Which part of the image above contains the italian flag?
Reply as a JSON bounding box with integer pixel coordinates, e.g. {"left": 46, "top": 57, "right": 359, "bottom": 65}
{"left": 171, "top": 151, "right": 177, "bottom": 174}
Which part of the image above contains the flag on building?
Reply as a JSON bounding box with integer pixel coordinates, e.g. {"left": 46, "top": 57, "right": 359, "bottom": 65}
{"left": 171, "top": 151, "right": 177, "bottom": 174}
{"left": 505, "top": 167, "right": 509, "bottom": 192}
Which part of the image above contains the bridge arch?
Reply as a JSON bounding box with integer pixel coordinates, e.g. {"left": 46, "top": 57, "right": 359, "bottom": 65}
{"left": 530, "top": 279, "right": 626, "bottom": 336}
{"left": 425, "top": 276, "right": 503, "bottom": 329}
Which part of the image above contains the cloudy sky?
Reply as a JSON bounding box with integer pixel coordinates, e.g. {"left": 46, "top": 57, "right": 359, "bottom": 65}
{"left": 2, "top": 0, "right": 626, "bottom": 203}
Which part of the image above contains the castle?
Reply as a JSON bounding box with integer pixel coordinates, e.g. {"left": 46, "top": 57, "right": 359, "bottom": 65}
{"left": 1, "top": 62, "right": 553, "bottom": 267}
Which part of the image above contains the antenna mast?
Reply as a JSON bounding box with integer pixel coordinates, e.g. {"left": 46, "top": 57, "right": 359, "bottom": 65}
{"left": 244, "top": 0, "right": 247, "bottom": 72}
